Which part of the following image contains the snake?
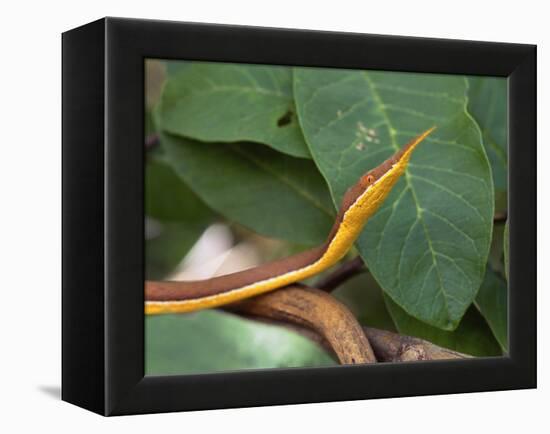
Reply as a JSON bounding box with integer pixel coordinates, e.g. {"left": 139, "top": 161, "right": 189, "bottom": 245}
{"left": 145, "top": 127, "right": 435, "bottom": 315}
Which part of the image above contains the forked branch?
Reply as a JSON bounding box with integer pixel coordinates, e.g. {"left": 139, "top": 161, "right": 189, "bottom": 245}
{"left": 229, "top": 285, "right": 469, "bottom": 363}
{"left": 229, "top": 285, "right": 377, "bottom": 364}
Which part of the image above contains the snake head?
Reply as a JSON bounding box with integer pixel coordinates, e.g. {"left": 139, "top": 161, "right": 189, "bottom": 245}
{"left": 335, "top": 126, "right": 436, "bottom": 229}
{"left": 359, "top": 126, "right": 436, "bottom": 190}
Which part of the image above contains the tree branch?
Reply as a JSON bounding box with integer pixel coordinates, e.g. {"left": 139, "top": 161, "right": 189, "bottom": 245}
{"left": 494, "top": 211, "right": 507, "bottom": 223}
{"left": 228, "top": 285, "right": 377, "bottom": 364}
{"left": 362, "top": 327, "right": 469, "bottom": 361}
{"left": 229, "top": 285, "right": 469, "bottom": 363}
{"left": 316, "top": 256, "right": 366, "bottom": 291}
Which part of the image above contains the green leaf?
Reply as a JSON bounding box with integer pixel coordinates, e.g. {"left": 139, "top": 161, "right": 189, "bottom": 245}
{"left": 159, "top": 133, "right": 335, "bottom": 245}
{"left": 294, "top": 68, "right": 494, "bottom": 330}
{"left": 332, "top": 272, "right": 397, "bottom": 332}
{"left": 385, "top": 295, "right": 502, "bottom": 357}
{"left": 158, "top": 62, "right": 310, "bottom": 158}
{"left": 146, "top": 155, "right": 214, "bottom": 222}
{"left": 145, "top": 157, "right": 214, "bottom": 279}
{"left": 488, "top": 224, "right": 506, "bottom": 277}
{"left": 475, "top": 268, "right": 508, "bottom": 352}
{"left": 503, "top": 221, "right": 509, "bottom": 281}
{"left": 145, "top": 107, "right": 155, "bottom": 137}
{"left": 145, "top": 311, "right": 336, "bottom": 375}
{"left": 164, "top": 59, "right": 192, "bottom": 77}
{"left": 467, "top": 77, "right": 508, "bottom": 212}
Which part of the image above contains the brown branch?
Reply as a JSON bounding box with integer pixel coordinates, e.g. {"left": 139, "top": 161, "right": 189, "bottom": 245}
{"left": 363, "top": 327, "right": 469, "bottom": 361}
{"left": 316, "top": 256, "right": 366, "bottom": 291}
{"left": 229, "top": 285, "right": 469, "bottom": 363}
{"left": 228, "top": 285, "right": 377, "bottom": 364}
{"left": 494, "top": 211, "right": 507, "bottom": 223}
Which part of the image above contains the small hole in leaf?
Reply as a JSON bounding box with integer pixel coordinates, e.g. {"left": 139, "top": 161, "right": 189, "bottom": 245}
{"left": 277, "top": 110, "right": 293, "bottom": 127}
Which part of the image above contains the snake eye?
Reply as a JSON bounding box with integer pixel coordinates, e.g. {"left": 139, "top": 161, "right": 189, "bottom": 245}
{"left": 361, "top": 174, "right": 375, "bottom": 187}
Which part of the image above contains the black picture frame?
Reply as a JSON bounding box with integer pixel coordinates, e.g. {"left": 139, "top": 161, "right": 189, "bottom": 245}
{"left": 62, "top": 17, "right": 536, "bottom": 416}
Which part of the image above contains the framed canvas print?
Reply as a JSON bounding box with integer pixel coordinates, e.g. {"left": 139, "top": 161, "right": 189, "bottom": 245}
{"left": 62, "top": 17, "right": 536, "bottom": 416}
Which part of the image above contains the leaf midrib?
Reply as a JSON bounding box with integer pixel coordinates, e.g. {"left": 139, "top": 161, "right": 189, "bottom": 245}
{"left": 362, "top": 71, "right": 453, "bottom": 322}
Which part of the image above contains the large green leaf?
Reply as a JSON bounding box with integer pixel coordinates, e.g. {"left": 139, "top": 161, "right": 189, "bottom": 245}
{"left": 295, "top": 68, "right": 494, "bottom": 330}
{"left": 475, "top": 268, "right": 508, "bottom": 352}
{"left": 145, "top": 157, "right": 214, "bottom": 279}
{"left": 158, "top": 62, "right": 310, "bottom": 158}
{"left": 146, "top": 155, "right": 214, "bottom": 222}
{"left": 385, "top": 295, "right": 501, "bottom": 357}
{"left": 467, "top": 77, "right": 507, "bottom": 212}
{"left": 159, "top": 133, "right": 335, "bottom": 245}
{"left": 145, "top": 311, "right": 335, "bottom": 375}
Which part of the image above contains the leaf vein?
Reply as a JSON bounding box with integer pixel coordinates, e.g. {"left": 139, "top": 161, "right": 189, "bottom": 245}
{"left": 232, "top": 146, "right": 334, "bottom": 217}
{"left": 411, "top": 174, "right": 488, "bottom": 225}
